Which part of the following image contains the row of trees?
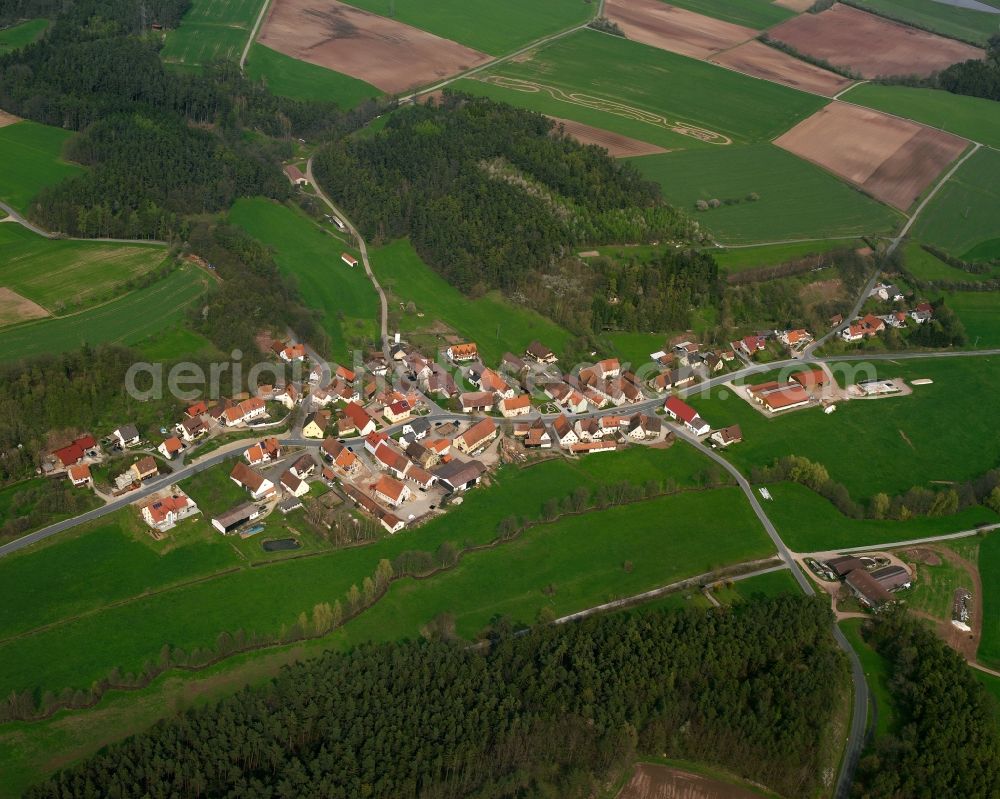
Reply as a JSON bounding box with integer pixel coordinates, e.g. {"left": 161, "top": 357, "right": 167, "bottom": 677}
{"left": 25, "top": 597, "right": 848, "bottom": 799}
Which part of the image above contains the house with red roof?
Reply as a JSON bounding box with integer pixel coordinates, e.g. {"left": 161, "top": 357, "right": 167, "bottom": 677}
{"left": 663, "top": 397, "right": 710, "bottom": 436}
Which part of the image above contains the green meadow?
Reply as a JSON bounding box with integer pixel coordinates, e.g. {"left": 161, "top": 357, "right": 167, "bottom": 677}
{"left": 842, "top": 84, "right": 1000, "bottom": 149}
{"left": 714, "top": 238, "right": 862, "bottom": 273}
{"left": 228, "top": 198, "right": 380, "bottom": 361}
{"left": 632, "top": 145, "right": 901, "bottom": 245}
{"left": 0, "top": 121, "right": 82, "bottom": 215}
{"left": 455, "top": 30, "right": 826, "bottom": 150}
{"left": 245, "top": 44, "right": 382, "bottom": 107}
{"left": 160, "top": 0, "right": 263, "bottom": 68}
{"left": 658, "top": 0, "right": 796, "bottom": 28}
{"left": 372, "top": 238, "right": 573, "bottom": 364}
{"left": 688, "top": 356, "right": 1000, "bottom": 500}
{"left": 0, "top": 18, "right": 48, "bottom": 53}
{"left": 0, "top": 444, "right": 726, "bottom": 697}
{"left": 0, "top": 267, "right": 208, "bottom": 361}
{"left": 840, "top": 618, "right": 897, "bottom": 738}
{"left": 903, "top": 241, "right": 1000, "bottom": 282}
{"left": 898, "top": 543, "right": 978, "bottom": 623}
{"left": 912, "top": 146, "right": 1000, "bottom": 259}
{"left": 341, "top": 0, "right": 593, "bottom": 55}
{"left": 764, "top": 482, "right": 997, "bottom": 552}
{"left": 946, "top": 292, "right": 1000, "bottom": 348}
{"left": 849, "top": 0, "right": 1000, "bottom": 45}
{"left": 0, "top": 224, "right": 168, "bottom": 316}
{"left": 712, "top": 568, "right": 802, "bottom": 605}
{"left": 980, "top": 532, "right": 1000, "bottom": 668}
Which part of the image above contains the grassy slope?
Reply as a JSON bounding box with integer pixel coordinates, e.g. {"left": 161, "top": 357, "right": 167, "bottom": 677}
{"left": 338, "top": 0, "right": 593, "bottom": 55}
{"left": 903, "top": 241, "right": 1000, "bottom": 282}
{"left": 333, "top": 487, "right": 773, "bottom": 643}
{"left": 160, "top": 0, "right": 263, "bottom": 68}
{"left": 713, "top": 568, "right": 802, "bottom": 604}
{"left": 945, "top": 292, "right": 1000, "bottom": 348}
{"left": 979, "top": 532, "right": 1000, "bottom": 668}
{"left": 0, "top": 121, "right": 82, "bottom": 215}
{"left": 456, "top": 30, "right": 826, "bottom": 149}
{"left": 714, "top": 238, "right": 862, "bottom": 273}
{"left": 632, "top": 145, "right": 901, "bottom": 245}
{"left": 842, "top": 84, "right": 1000, "bottom": 150}
{"left": 656, "top": 0, "right": 796, "bottom": 28}
{"left": 840, "top": 618, "right": 897, "bottom": 738}
{"left": 849, "top": 0, "right": 1000, "bottom": 45}
{"left": 691, "top": 356, "right": 1000, "bottom": 501}
{"left": 228, "top": 198, "right": 379, "bottom": 361}
{"left": 0, "top": 267, "right": 208, "bottom": 361}
{"left": 0, "top": 224, "right": 167, "bottom": 314}
{"left": 0, "top": 18, "right": 48, "bottom": 53}
{"left": 912, "top": 145, "right": 1000, "bottom": 258}
{"left": 372, "top": 238, "right": 573, "bottom": 365}
{"left": 0, "top": 445, "right": 721, "bottom": 696}
{"left": 765, "top": 482, "right": 997, "bottom": 552}
{"left": 245, "top": 44, "right": 381, "bottom": 107}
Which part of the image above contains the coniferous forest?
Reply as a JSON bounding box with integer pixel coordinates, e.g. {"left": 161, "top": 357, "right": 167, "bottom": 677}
{"left": 25, "top": 598, "right": 848, "bottom": 799}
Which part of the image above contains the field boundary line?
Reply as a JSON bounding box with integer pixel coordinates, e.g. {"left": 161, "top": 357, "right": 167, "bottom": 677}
{"left": 240, "top": 0, "right": 272, "bottom": 70}
{"left": 814, "top": 523, "right": 1000, "bottom": 556}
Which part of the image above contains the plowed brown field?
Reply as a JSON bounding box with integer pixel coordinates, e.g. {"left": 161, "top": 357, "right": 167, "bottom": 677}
{"left": 775, "top": 102, "right": 968, "bottom": 211}
{"left": 604, "top": 0, "right": 756, "bottom": 59}
{"left": 712, "top": 40, "right": 853, "bottom": 97}
{"left": 258, "top": 0, "right": 491, "bottom": 94}
{"left": 616, "top": 763, "right": 763, "bottom": 799}
{"left": 548, "top": 117, "right": 668, "bottom": 157}
{"left": 767, "top": 3, "right": 984, "bottom": 79}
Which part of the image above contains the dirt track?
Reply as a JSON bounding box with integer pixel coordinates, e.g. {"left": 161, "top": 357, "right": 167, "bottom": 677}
{"left": 767, "top": 3, "right": 984, "bottom": 79}
{"left": 548, "top": 116, "right": 668, "bottom": 157}
{"left": 258, "top": 0, "right": 491, "bottom": 94}
{"left": 712, "top": 40, "right": 853, "bottom": 97}
{"left": 604, "top": 0, "right": 756, "bottom": 59}
{"left": 774, "top": 102, "right": 968, "bottom": 211}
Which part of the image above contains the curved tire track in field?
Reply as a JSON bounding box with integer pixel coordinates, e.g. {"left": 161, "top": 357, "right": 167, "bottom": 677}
{"left": 476, "top": 75, "right": 732, "bottom": 145}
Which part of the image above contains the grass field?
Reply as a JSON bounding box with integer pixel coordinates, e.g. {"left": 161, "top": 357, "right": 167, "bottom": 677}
{"left": 160, "top": 0, "right": 263, "bottom": 69}
{"left": 654, "top": 0, "right": 796, "bottom": 28}
{"left": 764, "top": 482, "right": 997, "bottom": 552}
{"left": 903, "top": 241, "right": 1000, "bottom": 282}
{"left": 912, "top": 146, "right": 1000, "bottom": 259}
{"left": 849, "top": 0, "right": 1000, "bottom": 45}
{"left": 0, "top": 267, "right": 208, "bottom": 361}
{"left": 712, "top": 568, "right": 801, "bottom": 605}
{"left": 0, "top": 18, "right": 48, "bottom": 53}
{"left": 842, "top": 84, "right": 1000, "bottom": 150}
{"left": 177, "top": 460, "right": 252, "bottom": 519}
{"left": 979, "top": 532, "right": 1000, "bottom": 668}
{"left": 228, "top": 198, "right": 379, "bottom": 361}
{"left": 898, "top": 545, "right": 977, "bottom": 622}
{"left": 945, "top": 292, "right": 1000, "bottom": 348}
{"left": 0, "top": 121, "right": 82, "bottom": 215}
{"left": 714, "top": 238, "right": 863, "bottom": 273}
{"left": 244, "top": 44, "right": 382, "bottom": 107}
{"left": 0, "top": 444, "right": 721, "bottom": 697}
{"left": 372, "top": 238, "right": 573, "bottom": 365}
{"left": 690, "top": 356, "right": 1000, "bottom": 501}
{"left": 840, "top": 618, "right": 897, "bottom": 738}
{"left": 0, "top": 224, "right": 168, "bottom": 316}
{"left": 136, "top": 326, "right": 219, "bottom": 361}
{"left": 339, "top": 0, "right": 593, "bottom": 55}
{"left": 455, "top": 30, "right": 826, "bottom": 150}
{"left": 632, "top": 145, "right": 901, "bottom": 245}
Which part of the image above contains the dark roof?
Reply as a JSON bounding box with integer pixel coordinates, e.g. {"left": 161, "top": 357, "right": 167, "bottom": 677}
{"left": 871, "top": 565, "right": 911, "bottom": 590}
{"left": 846, "top": 570, "right": 894, "bottom": 607}
{"left": 116, "top": 424, "right": 139, "bottom": 440}
{"left": 825, "top": 556, "right": 865, "bottom": 577}
{"left": 434, "top": 459, "right": 486, "bottom": 489}
{"left": 213, "top": 502, "right": 257, "bottom": 529}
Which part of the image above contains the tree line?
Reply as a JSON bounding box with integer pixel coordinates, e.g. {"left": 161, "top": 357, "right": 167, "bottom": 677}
{"left": 24, "top": 596, "right": 848, "bottom": 799}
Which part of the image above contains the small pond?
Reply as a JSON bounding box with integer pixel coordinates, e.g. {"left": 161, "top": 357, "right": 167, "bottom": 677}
{"left": 262, "top": 538, "right": 301, "bottom": 552}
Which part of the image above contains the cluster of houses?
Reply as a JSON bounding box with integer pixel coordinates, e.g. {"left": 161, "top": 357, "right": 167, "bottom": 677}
{"left": 824, "top": 555, "right": 912, "bottom": 610}
{"left": 840, "top": 288, "right": 934, "bottom": 342}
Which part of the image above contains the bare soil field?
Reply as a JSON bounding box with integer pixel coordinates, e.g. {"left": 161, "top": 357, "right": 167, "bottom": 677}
{"left": 617, "top": 763, "right": 764, "bottom": 799}
{"left": 712, "top": 40, "right": 853, "bottom": 97}
{"left": 604, "top": 0, "right": 756, "bottom": 60}
{"left": 0, "top": 109, "right": 19, "bottom": 128}
{"left": 767, "top": 3, "right": 984, "bottom": 79}
{"left": 548, "top": 116, "right": 668, "bottom": 157}
{"left": 774, "top": 102, "right": 968, "bottom": 210}
{"left": 258, "top": 0, "right": 491, "bottom": 94}
{"left": 0, "top": 287, "right": 51, "bottom": 327}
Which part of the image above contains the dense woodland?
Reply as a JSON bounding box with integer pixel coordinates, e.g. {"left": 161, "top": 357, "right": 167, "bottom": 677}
{"left": 25, "top": 597, "right": 847, "bottom": 799}
{"left": 853, "top": 612, "right": 1000, "bottom": 798}
{"left": 314, "top": 93, "right": 695, "bottom": 295}
{"left": 934, "top": 35, "right": 1000, "bottom": 102}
